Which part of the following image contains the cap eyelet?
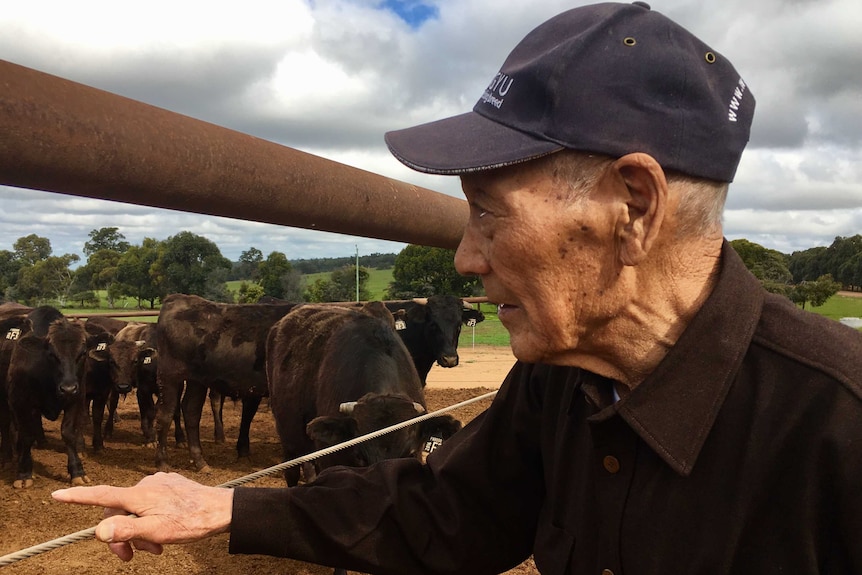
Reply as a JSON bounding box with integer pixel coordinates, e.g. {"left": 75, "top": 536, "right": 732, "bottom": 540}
{"left": 623, "top": 37, "right": 637, "bottom": 47}
{"left": 704, "top": 52, "right": 716, "bottom": 64}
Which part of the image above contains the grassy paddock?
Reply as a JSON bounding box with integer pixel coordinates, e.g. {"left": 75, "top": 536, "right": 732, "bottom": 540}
{"left": 805, "top": 292, "right": 862, "bottom": 322}
{"left": 460, "top": 305, "right": 509, "bottom": 347}
{"left": 49, "top": 286, "right": 862, "bottom": 340}
{"left": 227, "top": 268, "right": 394, "bottom": 301}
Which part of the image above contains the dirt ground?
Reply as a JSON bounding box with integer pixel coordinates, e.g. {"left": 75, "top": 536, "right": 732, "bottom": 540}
{"left": 0, "top": 345, "right": 537, "bottom": 575}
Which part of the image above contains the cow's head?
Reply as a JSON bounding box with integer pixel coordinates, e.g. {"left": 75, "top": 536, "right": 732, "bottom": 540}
{"left": 411, "top": 295, "right": 467, "bottom": 369}
{"left": 46, "top": 318, "right": 88, "bottom": 397}
{"left": 306, "top": 392, "right": 461, "bottom": 468}
{"left": 106, "top": 339, "right": 152, "bottom": 394}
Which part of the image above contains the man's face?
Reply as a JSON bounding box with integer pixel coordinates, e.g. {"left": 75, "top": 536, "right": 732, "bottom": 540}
{"left": 455, "top": 157, "right": 623, "bottom": 364}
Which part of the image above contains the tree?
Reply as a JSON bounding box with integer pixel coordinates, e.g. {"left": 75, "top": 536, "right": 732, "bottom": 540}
{"left": 115, "top": 238, "right": 162, "bottom": 308}
{"left": 789, "top": 274, "right": 842, "bottom": 310}
{"left": 788, "top": 246, "right": 828, "bottom": 283}
{"left": 83, "top": 227, "right": 130, "bottom": 257}
{"left": 235, "top": 247, "right": 264, "bottom": 281}
{"left": 257, "top": 251, "right": 293, "bottom": 299}
{"left": 279, "top": 268, "right": 306, "bottom": 302}
{"left": 0, "top": 249, "right": 21, "bottom": 300}
{"left": 70, "top": 290, "right": 100, "bottom": 308}
{"left": 77, "top": 248, "right": 122, "bottom": 306}
{"left": 305, "top": 265, "right": 370, "bottom": 302}
{"left": 237, "top": 281, "right": 266, "bottom": 303}
{"left": 155, "top": 231, "right": 231, "bottom": 297}
{"left": 388, "top": 245, "right": 480, "bottom": 298}
{"left": 13, "top": 234, "right": 52, "bottom": 266}
{"left": 729, "top": 239, "right": 792, "bottom": 284}
{"left": 822, "top": 235, "right": 862, "bottom": 289}
{"left": 15, "top": 254, "right": 80, "bottom": 304}
{"left": 202, "top": 266, "right": 234, "bottom": 303}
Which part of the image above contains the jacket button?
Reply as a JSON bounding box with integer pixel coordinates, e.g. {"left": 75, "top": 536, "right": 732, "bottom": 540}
{"left": 603, "top": 455, "right": 620, "bottom": 474}
{"left": 602, "top": 569, "right": 615, "bottom": 575}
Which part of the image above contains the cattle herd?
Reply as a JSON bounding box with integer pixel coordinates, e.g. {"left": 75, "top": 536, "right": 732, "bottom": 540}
{"left": 0, "top": 294, "right": 484, "bottom": 490}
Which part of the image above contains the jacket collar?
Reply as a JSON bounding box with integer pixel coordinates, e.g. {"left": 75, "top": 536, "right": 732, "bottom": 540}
{"left": 615, "top": 240, "right": 764, "bottom": 476}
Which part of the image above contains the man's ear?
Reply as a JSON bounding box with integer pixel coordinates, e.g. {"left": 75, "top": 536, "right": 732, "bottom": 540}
{"left": 611, "top": 153, "right": 667, "bottom": 266}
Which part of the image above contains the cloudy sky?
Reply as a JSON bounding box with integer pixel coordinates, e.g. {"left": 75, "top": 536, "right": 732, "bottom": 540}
{"left": 1, "top": 0, "right": 861, "bottom": 265}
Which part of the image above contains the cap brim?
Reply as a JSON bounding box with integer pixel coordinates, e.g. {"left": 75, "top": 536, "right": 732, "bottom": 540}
{"left": 384, "top": 111, "right": 564, "bottom": 175}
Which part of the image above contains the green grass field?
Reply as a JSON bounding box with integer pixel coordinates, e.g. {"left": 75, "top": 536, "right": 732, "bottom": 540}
{"left": 806, "top": 292, "right": 862, "bottom": 321}
{"left": 55, "top": 283, "right": 862, "bottom": 342}
{"left": 227, "top": 268, "right": 394, "bottom": 302}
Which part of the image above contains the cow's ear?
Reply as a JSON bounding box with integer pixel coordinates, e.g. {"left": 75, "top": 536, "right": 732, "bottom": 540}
{"left": 87, "top": 333, "right": 114, "bottom": 349}
{"left": 419, "top": 415, "right": 462, "bottom": 440}
{"left": 137, "top": 348, "right": 157, "bottom": 363}
{"left": 87, "top": 348, "right": 109, "bottom": 362}
{"left": 306, "top": 416, "right": 358, "bottom": 447}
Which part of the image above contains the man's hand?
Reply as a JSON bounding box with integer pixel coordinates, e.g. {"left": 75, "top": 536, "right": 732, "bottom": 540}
{"left": 52, "top": 472, "right": 234, "bottom": 562}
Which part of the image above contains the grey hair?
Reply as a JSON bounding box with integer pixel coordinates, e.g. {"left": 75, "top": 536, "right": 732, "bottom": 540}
{"left": 665, "top": 171, "right": 728, "bottom": 239}
{"left": 546, "top": 150, "right": 728, "bottom": 239}
{"left": 546, "top": 150, "right": 613, "bottom": 201}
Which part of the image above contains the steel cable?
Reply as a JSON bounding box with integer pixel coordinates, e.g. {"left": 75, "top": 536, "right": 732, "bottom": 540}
{"left": 0, "top": 389, "right": 498, "bottom": 566}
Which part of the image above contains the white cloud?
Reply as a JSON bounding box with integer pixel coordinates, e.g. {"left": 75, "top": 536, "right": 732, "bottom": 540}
{"left": 1, "top": 0, "right": 861, "bottom": 265}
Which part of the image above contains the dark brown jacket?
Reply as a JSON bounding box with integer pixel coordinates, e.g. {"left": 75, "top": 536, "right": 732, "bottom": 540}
{"left": 231, "top": 243, "right": 862, "bottom": 575}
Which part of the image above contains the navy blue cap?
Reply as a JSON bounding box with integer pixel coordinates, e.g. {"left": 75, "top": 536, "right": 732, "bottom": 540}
{"left": 385, "top": 2, "right": 755, "bottom": 182}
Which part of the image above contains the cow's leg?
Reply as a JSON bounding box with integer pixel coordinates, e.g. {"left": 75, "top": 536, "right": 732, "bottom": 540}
{"left": 181, "top": 382, "right": 209, "bottom": 472}
{"left": 138, "top": 387, "right": 157, "bottom": 446}
{"left": 61, "top": 399, "right": 90, "bottom": 485}
{"left": 283, "top": 453, "right": 302, "bottom": 487}
{"left": 104, "top": 388, "right": 120, "bottom": 439}
{"left": 0, "top": 399, "right": 12, "bottom": 467}
{"left": 12, "top": 409, "right": 40, "bottom": 489}
{"left": 154, "top": 375, "right": 180, "bottom": 472}
{"left": 90, "top": 391, "right": 108, "bottom": 452}
{"left": 173, "top": 383, "right": 186, "bottom": 448}
{"left": 173, "top": 406, "right": 185, "bottom": 446}
{"left": 210, "top": 389, "right": 225, "bottom": 444}
{"left": 34, "top": 419, "right": 48, "bottom": 449}
{"left": 236, "top": 395, "right": 261, "bottom": 460}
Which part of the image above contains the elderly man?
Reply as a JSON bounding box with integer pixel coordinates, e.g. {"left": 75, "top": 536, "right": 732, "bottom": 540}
{"left": 55, "top": 2, "right": 862, "bottom": 574}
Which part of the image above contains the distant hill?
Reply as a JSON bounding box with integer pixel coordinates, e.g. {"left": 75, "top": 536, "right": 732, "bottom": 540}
{"left": 290, "top": 253, "right": 397, "bottom": 274}
{"left": 226, "top": 267, "right": 394, "bottom": 301}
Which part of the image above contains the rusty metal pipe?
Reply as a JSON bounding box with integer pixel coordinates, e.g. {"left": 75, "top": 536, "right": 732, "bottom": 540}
{"left": 0, "top": 59, "right": 468, "bottom": 249}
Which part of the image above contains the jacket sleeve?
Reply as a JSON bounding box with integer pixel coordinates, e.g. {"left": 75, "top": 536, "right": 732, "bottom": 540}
{"left": 229, "top": 361, "right": 547, "bottom": 575}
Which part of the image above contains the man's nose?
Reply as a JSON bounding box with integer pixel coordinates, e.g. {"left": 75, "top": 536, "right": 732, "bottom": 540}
{"left": 454, "top": 224, "right": 489, "bottom": 276}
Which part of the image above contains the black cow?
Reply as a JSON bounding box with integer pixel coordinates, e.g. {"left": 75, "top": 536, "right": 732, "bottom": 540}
{"left": 80, "top": 322, "right": 116, "bottom": 452}
{"left": 384, "top": 295, "right": 485, "bottom": 384}
{"left": 154, "top": 294, "right": 299, "bottom": 472}
{"left": 5, "top": 306, "right": 92, "bottom": 488}
{"left": 267, "top": 302, "right": 462, "bottom": 488}
{"left": 109, "top": 322, "right": 184, "bottom": 447}
{"left": 259, "top": 295, "right": 484, "bottom": 385}
{"left": 0, "top": 314, "right": 31, "bottom": 465}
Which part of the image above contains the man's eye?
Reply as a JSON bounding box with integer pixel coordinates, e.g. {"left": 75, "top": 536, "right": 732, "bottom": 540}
{"left": 478, "top": 210, "right": 489, "bottom": 219}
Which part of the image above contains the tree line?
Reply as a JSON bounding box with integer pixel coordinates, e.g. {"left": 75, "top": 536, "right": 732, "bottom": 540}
{"left": 1, "top": 227, "right": 857, "bottom": 309}
{"left": 0, "top": 227, "right": 480, "bottom": 308}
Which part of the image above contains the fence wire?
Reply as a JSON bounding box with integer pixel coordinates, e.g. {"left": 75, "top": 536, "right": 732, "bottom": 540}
{"left": 0, "top": 389, "right": 498, "bottom": 567}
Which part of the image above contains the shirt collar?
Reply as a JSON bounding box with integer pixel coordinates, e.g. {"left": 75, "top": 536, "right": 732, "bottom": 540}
{"left": 614, "top": 241, "right": 764, "bottom": 476}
